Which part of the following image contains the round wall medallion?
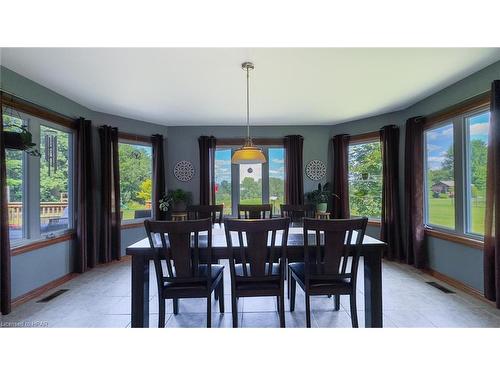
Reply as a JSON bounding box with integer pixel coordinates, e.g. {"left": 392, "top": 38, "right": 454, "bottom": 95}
{"left": 173, "top": 160, "right": 195, "bottom": 182}
{"left": 305, "top": 159, "right": 326, "bottom": 181}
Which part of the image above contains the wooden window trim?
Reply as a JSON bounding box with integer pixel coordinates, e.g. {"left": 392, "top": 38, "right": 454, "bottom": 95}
{"left": 424, "top": 228, "right": 483, "bottom": 250}
{"left": 217, "top": 138, "right": 284, "bottom": 147}
{"left": 367, "top": 219, "right": 381, "bottom": 227}
{"left": 1, "top": 91, "right": 77, "bottom": 130}
{"left": 118, "top": 131, "right": 153, "bottom": 144}
{"left": 349, "top": 131, "right": 380, "bottom": 144}
{"left": 423, "top": 92, "right": 490, "bottom": 130}
{"left": 121, "top": 221, "right": 146, "bottom": 230}
{"left": 11, "top": 231, "right": 76, "bottom": 256}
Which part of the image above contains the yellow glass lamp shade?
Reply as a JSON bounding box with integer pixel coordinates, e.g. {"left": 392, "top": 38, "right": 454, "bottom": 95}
{"left": 231, "top": 138, "right": 267, "bottom": 164}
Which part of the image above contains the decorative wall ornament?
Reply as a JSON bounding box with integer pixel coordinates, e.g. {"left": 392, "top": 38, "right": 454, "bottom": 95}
{"left": 305, "top": 159, "right": 326, "bottom": 181}
{"left": 173, "top": 160, "right": 195, "bottom": 182}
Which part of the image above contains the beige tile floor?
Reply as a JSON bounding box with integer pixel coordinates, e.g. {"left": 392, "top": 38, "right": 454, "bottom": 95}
{"left": 2, "top": 258, "right": 500, "bottom": 328}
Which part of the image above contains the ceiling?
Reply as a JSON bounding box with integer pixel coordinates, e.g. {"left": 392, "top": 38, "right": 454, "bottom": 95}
{"left": 1, "top": 48, "right": 499, "bottom": 126}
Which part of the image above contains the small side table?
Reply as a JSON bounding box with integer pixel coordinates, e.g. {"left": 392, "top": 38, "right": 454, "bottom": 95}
{"left": 315, "top": 212, "right": 330, "bottom": 220}
{"left": 171, "top": 212, "right": 188, "bottom": 221}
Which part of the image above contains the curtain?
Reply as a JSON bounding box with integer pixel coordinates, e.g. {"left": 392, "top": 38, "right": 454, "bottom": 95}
{"left": 484, "top": 80, "right": 500, "bottom": 307}
{"left": 152, "top": 134, "right": 167, "bottom": 220}
{"left": 284, "top": 135, "right": 304, "bottom": 205}
{"left": 75, "top": 118, "right": 97, "bottom": 273}
{"left": 332, "top": 134, "right": 350, "bottom": 219}
{"left": 198, "top": 136, "right": 216, "bottom": 205}
{"left": 98, "top": 126, "right": 121, "bottom": 263}
{"left": 404, "top": 116, "right": 426, "bottom": 268}
{"left": 380, "top": 125, "right": 404, "bottom": 261}
{"left": 0, "top": 95, "right": 12, "bottom": 314}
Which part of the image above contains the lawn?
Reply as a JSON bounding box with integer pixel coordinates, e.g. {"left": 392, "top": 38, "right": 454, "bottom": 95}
{"left": 428, "top": 197, "right": 485, "bottom": 234}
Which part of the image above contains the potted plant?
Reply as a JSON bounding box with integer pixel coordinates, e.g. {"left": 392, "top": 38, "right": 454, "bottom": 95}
{"left": 305, "top": 182, "right": 339, "bottom": 213}
{"left": 159, "top": 189, "right": 192, "bottom": 212}
{"left": 3, "top": 124, "right": 41, "bottom": 157}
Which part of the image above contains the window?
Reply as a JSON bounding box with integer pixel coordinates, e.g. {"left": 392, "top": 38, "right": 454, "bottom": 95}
{"left": 3, "top": 106, "right": 75, "bottom": 247}
{"left": 423, "top": 106, "right": 490, "bottom": 239}
{"left": 348, "top": 139, "right": 382, "bottom": 219}
{"left": 424, "top": 123, "right": 455, "bottom": 230}
{"left": 118, "top": 141, "right": 153, "bottom": 221}
{"left": 213, "top": 145, "right": 285, "bottom": 216}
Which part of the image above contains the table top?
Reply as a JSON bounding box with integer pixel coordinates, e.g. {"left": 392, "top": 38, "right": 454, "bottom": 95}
{"left": 126, "top": 224, "right": 386, "bottom": 255}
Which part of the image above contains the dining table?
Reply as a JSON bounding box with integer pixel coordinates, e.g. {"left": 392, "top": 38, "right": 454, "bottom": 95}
{"left": 126, "top": 224, "right": 387, "bottom": 328}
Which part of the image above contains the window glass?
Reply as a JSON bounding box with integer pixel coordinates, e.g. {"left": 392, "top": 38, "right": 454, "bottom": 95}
{"left": 40, "top": 124, "right": 72, "bottom": 235}
{"left": 214, "top": 148, "right": 232, "bottom": 214}
{"left": 348, "top": 140, "right": 382, "bottom": 218}
{"left": 118, "top": 142, "right": 152, "bottom": 221}
{"left": 424, "top": 123, "right": 455, "bottom": 229}
{"left": 269, "top": 148, "right": 285, "bottom": 215}
{"left": 239, "top": 163, "right": 262, "bottom": 205}
{"left": 466, "top": 112, "right": 490, "bottom": 235}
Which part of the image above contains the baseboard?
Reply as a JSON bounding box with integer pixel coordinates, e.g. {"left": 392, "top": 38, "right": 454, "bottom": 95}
{"left": 423, "top": 268, "right": 495, "bottom": 307}
{"left": 11, "top": 273, "right": 78, "bottom": 309}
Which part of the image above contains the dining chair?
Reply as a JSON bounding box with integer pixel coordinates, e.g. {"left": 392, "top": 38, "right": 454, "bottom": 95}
{"left": 288, "top": 217, "right": 368, "bottom": 328}
{"left": 280, "top": 204, "right": 316, "bottom": 225}
{"left": 237, "top": 204, "right": 273, "bottom": 219}
{"left": 144, "top": 218, "right": 224, "bottom": 328}
{"left": 187, "top": 204, "right": 224, "bottom": 226}
{"left": 224, "top": 217, "right": 290, "bottom": 327}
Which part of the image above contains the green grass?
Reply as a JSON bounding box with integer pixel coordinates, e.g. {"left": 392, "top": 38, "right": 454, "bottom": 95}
{"left": 428, "top": 197, "right": 485, "bottom": 234}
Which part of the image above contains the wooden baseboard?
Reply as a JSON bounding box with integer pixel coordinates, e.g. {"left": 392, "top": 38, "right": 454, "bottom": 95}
{"left": 11, "top": 273, "right": 78, "bottom": 309}
{"left": 423, "top": 268, "right": 495, "bottom": 307}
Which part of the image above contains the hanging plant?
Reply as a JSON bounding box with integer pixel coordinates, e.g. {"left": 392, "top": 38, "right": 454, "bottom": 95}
{"left": 3, "top": 124, "right": 41, "bottom": 157}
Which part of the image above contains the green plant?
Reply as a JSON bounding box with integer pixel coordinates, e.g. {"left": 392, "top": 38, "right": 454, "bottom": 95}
{"left": 159, "top": 189, "right": 192, "bottom": 211}
{"left": 4, "top": 124, "right": 41, "bottom": 157}
{"left": 305, "top": 183, "right": 338, "bottom": 205}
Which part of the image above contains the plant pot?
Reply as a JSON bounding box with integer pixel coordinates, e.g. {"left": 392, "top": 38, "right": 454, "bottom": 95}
{"left": 3, "top": 131, "right": 28, "bottom": 150}
{"left": 172, "top": 201, "right": 187, "bottom": 212}
{"left": 316, "top": 203, "right": 327, "bottom": 213}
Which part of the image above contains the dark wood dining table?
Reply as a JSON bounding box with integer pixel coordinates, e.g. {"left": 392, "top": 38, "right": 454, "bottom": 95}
{"left": 126, "top": 224, "right": 386, "bottom": 328}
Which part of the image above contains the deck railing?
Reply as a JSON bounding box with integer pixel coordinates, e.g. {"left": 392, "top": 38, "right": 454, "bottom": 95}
{"left": 8, "top": 202, "right": 69, "bottom": 228}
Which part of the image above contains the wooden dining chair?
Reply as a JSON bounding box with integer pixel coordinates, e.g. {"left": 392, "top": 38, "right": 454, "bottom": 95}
{"left": 288, "top": 217, "right": 368, "bottom": 328}
{"left": 144, "top": 218, "right": 224, "bottom": 328}
{"left": 237, "top": 204, "right": 273, "bottom": 219}
{"left": 280, "top": 204, "right": 316, "bottom": 225}
{"left": 187, "top": 204, "right": 224, "bottom": 226}
{"left": 224, "top": 218, "right": 290, "bottom": 327}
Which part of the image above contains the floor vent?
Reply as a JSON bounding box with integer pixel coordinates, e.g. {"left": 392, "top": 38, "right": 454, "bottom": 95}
{"left": 426, "top": 282, "right": 455, "bottom": 294}
{"left": 36, "top": 289, "right": 69, "bottom": 303}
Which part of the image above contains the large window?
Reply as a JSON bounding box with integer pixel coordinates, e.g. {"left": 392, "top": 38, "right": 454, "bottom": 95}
{"left": 348, "top": 139, "right": 382, "bottom": 219}
{"left": 213, "top": 145, "right": 285, "bottom": 216}
{"left": 424, "top": 107, "right": 490, "bottom": 238}
{"left": 118, "top": 141, "right": 153, "bottom": 221}
{"left": 3, "top": 107, "right": 75, "bottom": 247}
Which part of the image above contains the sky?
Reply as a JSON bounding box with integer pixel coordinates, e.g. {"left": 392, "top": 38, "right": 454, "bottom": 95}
{"left": 214, "top": 148, "right": 285, "bottom": 184}
{"left": 425, "top": 111, "right": 489, "bottom": 171}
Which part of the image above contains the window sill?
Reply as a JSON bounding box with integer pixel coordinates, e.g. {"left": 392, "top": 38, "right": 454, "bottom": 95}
{"left": 121, "top": 219, "right": 148, "bottom": 230}
{"left": 367, "top": 219, "right": 381, "bottom": 226}
{"left": 424, "top": 228, "right": 483, "bottom": 250}
{"left": 11, "top": 231, "right": 76, "bottom": 256}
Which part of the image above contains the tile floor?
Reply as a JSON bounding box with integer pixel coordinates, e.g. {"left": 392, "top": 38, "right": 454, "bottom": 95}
{"left": 2, "top": 258, "right": 500, "bottom": 328}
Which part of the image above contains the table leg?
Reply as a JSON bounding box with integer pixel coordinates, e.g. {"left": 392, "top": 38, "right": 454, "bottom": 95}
{"left": 363, "top": 249, "right": 383, "bottom": 328}
{"left": 131, "top": 255, "right": 150, "bottom": 328}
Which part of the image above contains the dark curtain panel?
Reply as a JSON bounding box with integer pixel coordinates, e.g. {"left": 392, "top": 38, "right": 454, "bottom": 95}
{"left": 152, "top": 134, "right": 167, "bottom": 220}
{"left": 99, "top": 126, "right": 121, "bottom": 263}
{"left": 332, "top": 134, "right": 350, "bottom": 219}
{"left": 484, "top": 80, "right": 500, "bottom": 307}
{"left": 75, "top": 118, "right": 97, "bottom": 273}
{"left": 0, "top": 96, "right": 12, "bottom": 314}
{"left": 380, "top": 125, "right": 403, "bottom": 261}
{"left": 284, "top": 135, "right": 304, "bottom": 205}
{"left": 198, "top": 136, "right": 216, "bottom": 205}
{"left": 404, "top": 116, "right": 426, "bottom": 268}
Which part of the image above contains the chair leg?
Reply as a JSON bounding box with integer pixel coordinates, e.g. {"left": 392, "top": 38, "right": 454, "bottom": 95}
{"left": 279, "top": 290, "right": 285, "bottom": 328}
{"left": 173, "top": 298, "right": 179, "bottom": 315}
{"left": 287, "top": 268, "right": 291, "bottom": 299}
{"left": 334, "top": 295, "right": 340, "bottom": 311}
{"left": 231, "top": 293, "right": 238, "bottom": 328}
{"left": 276, "top": 296, "right": 280, "bottom": 311}
{"left": 350, "top": 293, "right": 358, "bottom": 328}
{"left": 218, "top": 280, "right": 225, "bottom": 313}
{"left": 305, "top": 293, "right": 311, "bottom": 328}
{"left": 207, "top": 293, "right": 212, "bottom": 328}
{"left": 290, "top": 276, "right": 296, "bottom": 312}
{"left": 158, "top": 298, "right": 165, "bottom": 328}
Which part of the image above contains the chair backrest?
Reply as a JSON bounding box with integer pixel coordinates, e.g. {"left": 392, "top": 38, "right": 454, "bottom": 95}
{"left": 237, "top": 204, "right": 273, "bottom": 219}
{"left": 280, "top": 204, "right": 316, "bottom": 223}
{"left": 134, "top": 209, "right": 152, "bottom": 219}
{"left": 302, "top": 217, "right": 368, "bottom": 286}
{"left": 187, "top": 204, "right": 224, "bottom": 225}
{"left": 224, "top": 218, "right": 290, "bottom": 280}
{"left": 144, "top": 218, "right": 213, "bottom": 286}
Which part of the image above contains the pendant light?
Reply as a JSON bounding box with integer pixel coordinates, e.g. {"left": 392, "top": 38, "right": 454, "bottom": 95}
{"left": 231, "top": 62, "right": 267, "bottom": 164}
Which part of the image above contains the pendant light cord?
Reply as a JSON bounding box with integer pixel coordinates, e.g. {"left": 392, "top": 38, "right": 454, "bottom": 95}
{"left": 246, "top": 64, "right": 250, "bottom": 139}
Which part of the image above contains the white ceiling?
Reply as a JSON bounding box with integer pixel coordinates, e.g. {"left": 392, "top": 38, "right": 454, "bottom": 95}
{"left": 1, "top": 48, "right": 499, "bottom": 126}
